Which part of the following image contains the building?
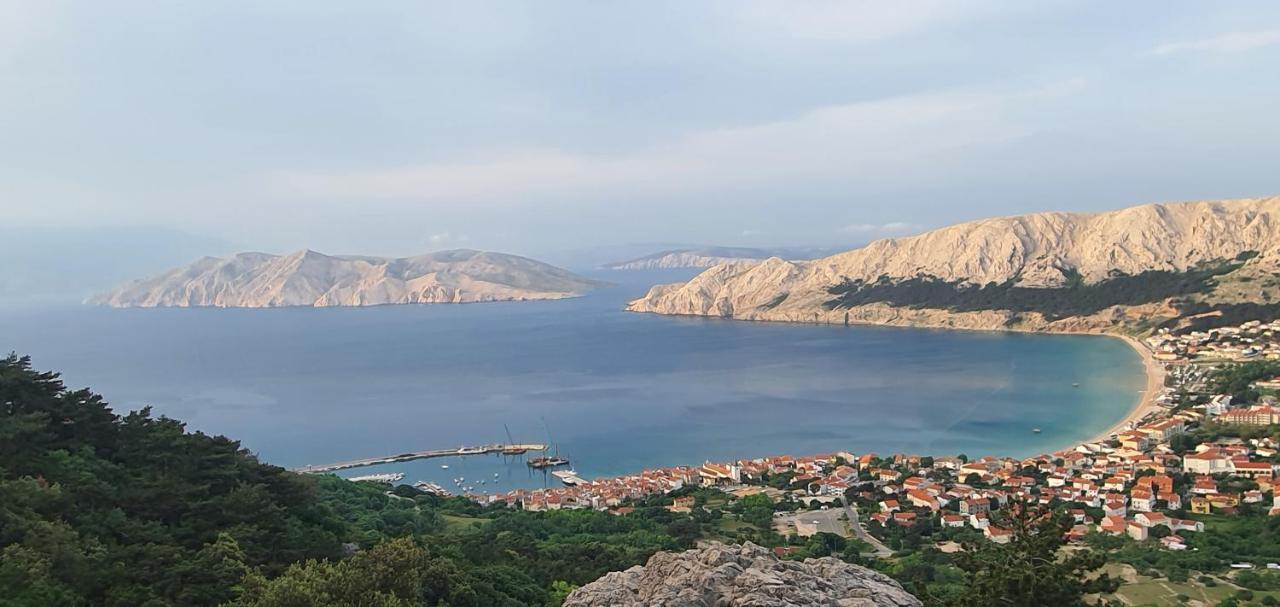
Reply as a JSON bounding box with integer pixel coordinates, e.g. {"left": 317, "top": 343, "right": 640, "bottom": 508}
{"left": 1183, "top": 449, "right": 1234, "bottom": 474}
{"left": 1220, "top": 406, "right": 1280, "bottom": 426}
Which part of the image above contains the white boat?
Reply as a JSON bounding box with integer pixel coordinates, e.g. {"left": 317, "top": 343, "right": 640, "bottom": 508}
{"left": 348, "top": 472, "right": 404, "bottom": 484}
{"left": 440, "top": 464, "right": 449, "bottom": 469}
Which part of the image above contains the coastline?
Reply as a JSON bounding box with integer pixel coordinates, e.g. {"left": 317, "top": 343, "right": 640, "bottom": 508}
{"left": 627, "top": 306, "right": 1165, "bottom": 453}
{"left": 1079, "top": 334, "right": 1165, "bottom": 446}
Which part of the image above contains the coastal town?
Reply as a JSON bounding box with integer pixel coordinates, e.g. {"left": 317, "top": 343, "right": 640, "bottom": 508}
{"left": 426, "top": 319, "right": 1280, "bottom": 560}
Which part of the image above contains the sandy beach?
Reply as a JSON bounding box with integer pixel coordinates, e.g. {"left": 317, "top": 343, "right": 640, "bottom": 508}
{"left": 1079, "top": 334, "right": 1167, "bottom": 445}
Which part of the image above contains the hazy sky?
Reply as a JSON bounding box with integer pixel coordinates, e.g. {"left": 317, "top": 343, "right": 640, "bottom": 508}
{"left": 3, "top": 1, "right": 1280, "bottom": 259}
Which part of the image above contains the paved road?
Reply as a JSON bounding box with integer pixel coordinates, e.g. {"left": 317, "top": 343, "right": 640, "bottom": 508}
{"left": 840, "top": 495, "right": 894, "bottom": 558}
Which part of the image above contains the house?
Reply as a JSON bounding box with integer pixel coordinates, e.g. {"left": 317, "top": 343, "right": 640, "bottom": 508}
{"left": 879, "top": 499, "right": 900, "bottom": 513}
{"left": 667, "top": 495, "right": 696, "bottom": 513}
{"left": 1190, "top": 496, "right": 1213, "bottom": 515}
{"left": 1134, "top": 512, "right": 1169, "bottom": 529}
{"left": 1171, "top": 518, "right": 1204, "bottom": 533}
{"left": 1192, "top": 477, "right": 1219, "bottom": 495}
{"left": 969, "top": 512, "right": 990, "bottom": 529}
{"left": 1206, "top": 394, "right": 1233, "bottom": 416}
{"left": 1127, "top": 522, "right": 1149, "bottom": 541}
{"left": 907, "top": 489, "right": 940, "bottom": 511}
{"left": 1233, "top": 461, "right": 1275, "bottom": 479}
{"left": 699, "top": 462, "right": 741, "bottom": 486}
{"left": 1130, "top": 489, "right": 1155, "bottom": 512}
{"left": 1103, "top": 497, "right": 1127, "bottom": 518}
{"left": 1140, "top": 419, "right": 1185, "bottom": 441}
{"left": 1099, "top": 515, "right": 1128, "bottom": 535}
{"left": 942, "top": 514, "right": 966, "bottom": 528}
{"left": 1161, "top": 535, "right": 1188, "bottom": 550}
{"left": 984, "top": 526, "right": 1012, "bottom": 544}
{"left": 1119, "top": 432, "right": 1150, "bottom": 451}
{"left": 960, "top": 498, "right": 990, "bottom": 515}
{"left": 1134, "top": 475, "right": 1174, "bottom": 495}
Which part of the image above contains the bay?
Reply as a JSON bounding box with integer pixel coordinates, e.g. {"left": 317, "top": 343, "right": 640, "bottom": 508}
{"left": 0, "top": 269, "right": 1144, "bottom": 492}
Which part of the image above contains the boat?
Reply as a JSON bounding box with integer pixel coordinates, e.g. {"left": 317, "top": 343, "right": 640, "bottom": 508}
{"left": 528, "top": 419, "right": 570, "bottom": 468}
{"left": 457, "top": 446, "right": 486, "bottom": 455}
{"left": 348, "top": 472, "right": 404, "bottom": 484}
{"left": 1072, "top": 382, "right": 1080, "bottom": 388}
{"left": 501, "top": 424, "right": 529, "bottom": 455}
{"left": 528, "top": 455, "right": 570, "bottom": 469}
{"left": 440, "top": 464, "right": 449, "bottom": 469}
{"left": 413, "top": 481, "right": 452, "bottom": 497}
{"left": 552, "top": 469, "right": 584, "bottom": 486}
{"left": 1032, "top": 428, "right": 1042, "bottom": 434}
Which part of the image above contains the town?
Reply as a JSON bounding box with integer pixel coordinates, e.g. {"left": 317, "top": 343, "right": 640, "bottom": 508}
{"left": 451, "top": 319, "right": 1280, "bottom": 562}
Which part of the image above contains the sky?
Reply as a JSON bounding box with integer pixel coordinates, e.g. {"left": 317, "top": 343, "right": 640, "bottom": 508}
{"left": 3, "top": 1, "right": 1280, "bottom": 261}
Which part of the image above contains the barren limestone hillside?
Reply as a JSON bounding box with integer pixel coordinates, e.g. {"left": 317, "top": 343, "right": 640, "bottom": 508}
{"left": 563, "top": 543, "right": 921, "bottom": 607}
{"left": 628, "top": 197, "right": 1280, "bottom": 334}
{"left": 90, "top": 249, "right": 607, "bottom": 308}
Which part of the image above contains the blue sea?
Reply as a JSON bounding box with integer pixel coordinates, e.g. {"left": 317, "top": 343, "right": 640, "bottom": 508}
{"left": 0, "top": 270, "right": 1144, "bottom": 492}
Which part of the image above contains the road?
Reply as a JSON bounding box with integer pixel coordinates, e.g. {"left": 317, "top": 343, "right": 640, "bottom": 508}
{"left": 840, "top": 494, "right": 894, "bottom": 558}
{"left": 798, "top": 508, "right": 847, "bottom": 536}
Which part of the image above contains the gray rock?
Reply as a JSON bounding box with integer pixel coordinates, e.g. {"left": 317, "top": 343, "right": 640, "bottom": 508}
{"left": 562, "top": 543, "right": 922, "bottom": 607}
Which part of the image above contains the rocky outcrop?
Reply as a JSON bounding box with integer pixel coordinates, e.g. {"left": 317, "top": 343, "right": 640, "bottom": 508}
{"left": 628, "top": 197, "right": 1280, "bottom": 333}
{"left": 562, "top": 543, "right": 922, "bottom": 607}
{"left": 605, "top": 247, "right": 835, "bottom": 270}
{"left": 89, "top": 249, "right": 607, "bottom": 308}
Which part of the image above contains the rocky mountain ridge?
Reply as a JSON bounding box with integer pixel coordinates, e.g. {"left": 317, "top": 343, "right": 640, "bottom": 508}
{"left": 605, "top": 246, "right": 837, "bottom": 270}
{"left": 563, "top": 542, "right": 921, "bottom": 607}
{"left": 627, "top": 197, "right": 1280, "bottom": 334}
{"left": 89, "top": 249, "right": 607, "bottom": 308}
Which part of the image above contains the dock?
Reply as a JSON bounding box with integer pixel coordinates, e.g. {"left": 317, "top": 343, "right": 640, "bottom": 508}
{"left": 295, "top": 443, "right": 548, "bottom": 474}
{"left": 552, "top": 470, "right": 586, "bottom": 486}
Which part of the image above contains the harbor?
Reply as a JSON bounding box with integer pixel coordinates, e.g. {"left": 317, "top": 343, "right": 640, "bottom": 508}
{"left": 294, "top": 443, "right": 548, "bottom": 474}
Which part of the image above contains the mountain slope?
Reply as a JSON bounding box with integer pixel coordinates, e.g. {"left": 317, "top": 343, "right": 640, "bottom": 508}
{"left": 90, "top": 249, "right": 607, "bottom": 308}
{"left": 604, "top": 246, "right": 838, "bottom": 270}
{"left": 628, "top": 197, "right": 1280, "bottom": 333}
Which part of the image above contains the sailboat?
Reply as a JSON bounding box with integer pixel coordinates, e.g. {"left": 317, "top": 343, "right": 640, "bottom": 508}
{"left": 501, "top": 424, "right": 528, "bottom": 455}
{"left": 527, "top": 418, "right": 570, "bottom": 469}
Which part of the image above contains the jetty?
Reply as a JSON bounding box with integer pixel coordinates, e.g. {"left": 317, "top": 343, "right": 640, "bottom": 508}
{"left": 295, "top": 443, "right": 548, "bottom": 474}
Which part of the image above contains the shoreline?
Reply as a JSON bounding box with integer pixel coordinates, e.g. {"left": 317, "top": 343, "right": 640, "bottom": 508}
{"left": 628, "top": 307, "right": 1165, "bottom": 453}
{"left": 1078, "top": 333, "right": 1165, "bottom": 447}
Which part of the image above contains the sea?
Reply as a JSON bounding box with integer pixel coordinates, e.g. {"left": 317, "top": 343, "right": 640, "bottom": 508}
{"left": 0, "top": 269, "right": 1144, "bottom": 493}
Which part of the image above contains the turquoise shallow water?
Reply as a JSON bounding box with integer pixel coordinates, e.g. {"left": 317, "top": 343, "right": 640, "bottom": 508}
{"left": 0, "top": 270, "right": 1144, "bottom": 491}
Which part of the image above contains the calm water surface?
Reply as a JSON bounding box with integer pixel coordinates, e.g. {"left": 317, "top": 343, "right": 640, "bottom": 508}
{"left": 0, "top": 270, "right": 1144, "bottom": 492}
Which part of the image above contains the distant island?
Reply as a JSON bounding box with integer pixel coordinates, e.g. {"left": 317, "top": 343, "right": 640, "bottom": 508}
{"left": 603, "top": 246, "right": 838, "bottom": 270}
{"left": 629, "top": 196, "right": 1280, "bottom": 336}
{"left": 89, "top": 249, "right": 607, "bottom": 308}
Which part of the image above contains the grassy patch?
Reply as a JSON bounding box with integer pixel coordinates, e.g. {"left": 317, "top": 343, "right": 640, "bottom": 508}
{"left": 441, "top": 513, "right": 490, "bottom": 532}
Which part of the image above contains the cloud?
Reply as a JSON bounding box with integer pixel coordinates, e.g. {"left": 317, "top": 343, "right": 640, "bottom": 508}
{"left": 429, "top": 232, "right": 469, "bottom": 244}
{"left": 730, "top": 0, "right": 1001, "bottom": 42}
{"left": 838, "top": 222, "right": 923, "bottom": 236}
{"left": 1146, "top": 29, "right": 1280, "bottom": 56}
{"left": 277, "top": 79, "right": 1076, "bottom": 207}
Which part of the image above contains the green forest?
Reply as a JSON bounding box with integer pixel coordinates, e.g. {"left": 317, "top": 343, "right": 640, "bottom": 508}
{"left": 824, "top": 257, "right": 1250, "bottom": 321}
{"left": 0, "top": 354, "right": 694, "bottom": 606}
